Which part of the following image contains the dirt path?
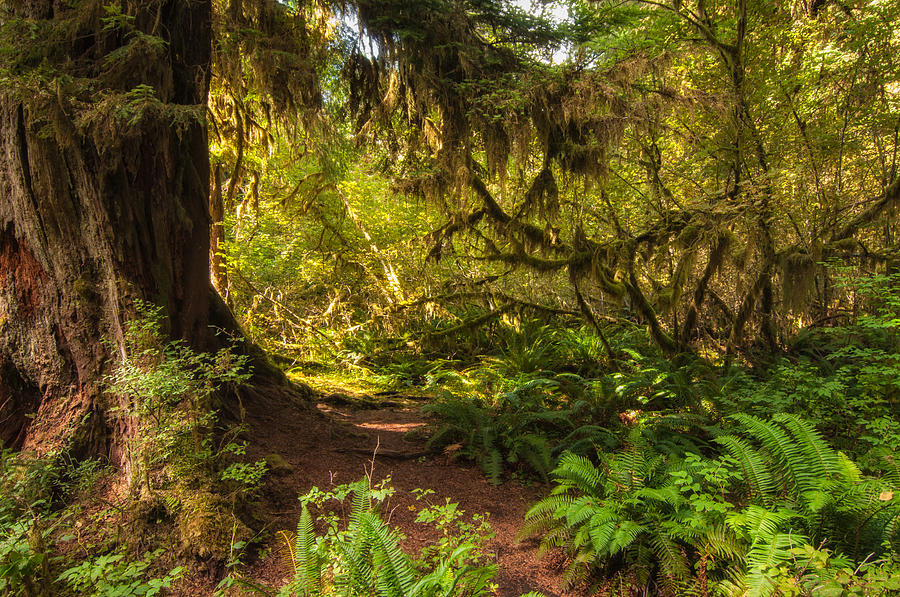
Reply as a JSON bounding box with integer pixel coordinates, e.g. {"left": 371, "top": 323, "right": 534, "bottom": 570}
{"left": 241, "top": 390, "right": 581, "bottom": 596}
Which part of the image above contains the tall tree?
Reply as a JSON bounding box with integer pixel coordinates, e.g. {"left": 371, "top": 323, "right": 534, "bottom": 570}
{"left": 0, "top": 1, "right": 219, "bottom": 457}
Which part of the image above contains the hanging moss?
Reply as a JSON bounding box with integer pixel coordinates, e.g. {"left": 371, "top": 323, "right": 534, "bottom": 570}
{"left": 780, "top": 250, "right": 817, "bottom": 314}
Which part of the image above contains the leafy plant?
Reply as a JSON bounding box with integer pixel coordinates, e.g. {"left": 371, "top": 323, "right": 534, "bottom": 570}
{"left": 278, "top": 479, "right": 498, "bottom": 596}
{"left": 521, "top": 415, "right": 900, "bottom": 595}
{"left": 57, "top": 549, "right": 183, "bottom": 597}
{"left": 106, "top": 301, "right": 253, "bottom": 495}
{"left": 518, "top": 432, "right": 723, "bottom": 593}
{"left": 0, "top": 449, "right": 65, "bottom": 597}
{"left": 424, "top": 375, "right": 607, "bottom": 484}
{"left": 0, "top": 515, "right": 57, "bottom": 597}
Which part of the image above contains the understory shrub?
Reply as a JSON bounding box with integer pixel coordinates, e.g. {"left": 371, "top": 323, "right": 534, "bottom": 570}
{"left": 0, "top": 449, "right": 182, "bottom": 597}
{"left": 519, "top": 414, "right": 900, "bottom": 596}
{"left": 424, "top": 373, "right": 618, "bottom": 483}
{"left": 271, "top": 479, "right": 499, "bottom": 596}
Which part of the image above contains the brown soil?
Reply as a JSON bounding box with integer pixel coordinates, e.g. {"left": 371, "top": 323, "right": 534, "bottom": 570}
{"left": 237, "top": 388, "right": 585, "bottom": 597}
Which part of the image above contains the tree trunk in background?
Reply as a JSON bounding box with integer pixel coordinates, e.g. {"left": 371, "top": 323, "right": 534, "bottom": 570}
{"left": 210, "top": 163, "right": 230, "bottom": 302}
{"left": 0, "top": 0, "right": 215, "bottom": 462}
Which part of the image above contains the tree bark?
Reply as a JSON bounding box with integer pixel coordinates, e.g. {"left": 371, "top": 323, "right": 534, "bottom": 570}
{"left": 0, "top": 0, "right": 216, "bottom": 461}
{"left": 210, "top": 163, "right": 230, "bottom": 300}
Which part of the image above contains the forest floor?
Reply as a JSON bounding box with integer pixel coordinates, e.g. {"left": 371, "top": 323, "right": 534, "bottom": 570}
{"left": 237, "top": 381, "right": 583, "bottom": 597}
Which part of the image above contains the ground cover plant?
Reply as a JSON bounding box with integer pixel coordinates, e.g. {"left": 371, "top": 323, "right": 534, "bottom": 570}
{"left": 280, "top": 479, "right": 499, "bottom": 596}
{"left": 519, "top": 415, "right": 900, "bottom": 595}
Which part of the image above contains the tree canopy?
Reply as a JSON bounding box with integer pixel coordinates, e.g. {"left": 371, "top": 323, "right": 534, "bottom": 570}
{"left": 207, "top": 0, "right": 900, "bottom": 360}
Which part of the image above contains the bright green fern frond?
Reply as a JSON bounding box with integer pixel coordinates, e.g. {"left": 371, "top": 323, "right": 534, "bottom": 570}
{"left": 518, "top": 494, "right": 575, "bottom": 542}
{"left": 293, "top": 504, "right": 322, "bottom": 595}
{"left": 365, "top": 512, "right": 416, "bottom": 597}
{"left": 727, "top": 505, "right": 791, "bottom": 544}
{"left": 731, "top": 412, "right": 803, "bottom": 492}
{"left": 610, "top": 520, "right": 646, "bottom": 554}
{"left": 565, "top": 496, "right": 602, "bottom": 528}
{"left": 572, "top": 521, "right": 595, "bottom": 550}
{"left": 651, "top": 531, "right": 691, "bottom": 581}
{"left": 524, "top": 492, "right": 575, "bottom": 522}
{"left": 772, "top": 413, "right": 838, "bottom": 478}
{"left": 612, "top": 440, "right": 649, "bottom": 490}
{"left": 553, "top": 452, "right": 603, "bottom": 495}
{"left": 349, "top": 480, "right": 372, "bottom": 533}
{"left": 702, "top": 523, "right": 744, "bottom": 562}
{"left": 715, "top": 435, "right": 776, "bottom": 499}
{"left": 335, "top": 532, "right": 374, "bottom": 595}
{"left": 635, "top": 485, "right": 684, "bottom": 510}
{"left": 880, "top": 452, "right": 900, "bottom": 486}
{"left": 744, "top": 532, "right": 808, "bottom": 597}
{"left": 835, "top": 451, "right": 862, "bottom": 485}
{"left": 588, "top": 517, "right": 617, "bottom": 554}
{"left": 540, "top": 525, "right": 575, "bottom": 552}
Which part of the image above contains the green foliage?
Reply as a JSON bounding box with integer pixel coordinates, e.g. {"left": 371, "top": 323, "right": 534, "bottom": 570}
{"left": 57, "top": 549, "right": 183, "bottom": 597}
{"left": 275, "top": 479, "right": 498, "bottom": 596}
{"left": 0, "top": 511, "right": 57, "bottom": 597}
{"left": 105, "top": 301, "right": 253, "bottom": 495}
{"left": 724, "top": 274, "right": 900, "bottom": 465}
{"left": 421, "top": 333, "right": 731, "bottom": 485}
{"left": 519, "top": 434, "right": 723, "bottom": 592}
{"left": 424, "top": 372, "right": 616, "bottom": 484}
{"left": 0, "top": 449, "right": 67, "bottom": 596}
{"left": 0, "top": 448, "right": 181, "bottom": 597}
{"left": 521, "top": 415, "right": 900, "bottom": 595}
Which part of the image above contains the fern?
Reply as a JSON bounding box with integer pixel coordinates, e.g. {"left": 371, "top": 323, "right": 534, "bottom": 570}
{"left": 714, "top": 435, "right": 776, "bottom": 498}
{"left": 517, "top": 493, "right": 575, "bottom": 542}
{"left": 588, "top": 512, "right": 617, "bottom": 553}
{"left": 288, "top": 479, "right": 498, "bottom": 597}
{"left": 773, "top": 413, "right": 838, "bottom": 478}
{"left": 722, "top": 506, "right": 807, "bottom": 597}
{"left": 424, "top": 373, "right": 600, "bottom": 484}
{"left": 521, "top": 446, "right": 699, "bottom": 591}
{"left": 744, "top": 533, "right": 806, "bottom": 597}
{"left": 364, "top": 513, "right": 416, "bottom": 596}
{"left": 510, "top": 434, "right": 553, "bottom": 481}
{"left": 650, "top": 531, "right": 690, "bottom": 582}
{"left": 731, "top": 413, "right": 805, "bottom": 493}
{"left": 522, "top": 414, "right": 900, "bottom": 593}
{"left": 552, "top": 452, "right": 603, "bottom": 495}
{"left": 701, "top": 523, "right": 744, "bottom": 561}
{"left": 558, "top": 549, "right": 596, "bottom": 591}
{"left": 480, "top": 445, "right": 504, "bottom": 485}
{"left": 410, "top": 543, "right": 497, "bottom": 596}
{"left": 292, "top": 505, "right": 322, "bottom": 596}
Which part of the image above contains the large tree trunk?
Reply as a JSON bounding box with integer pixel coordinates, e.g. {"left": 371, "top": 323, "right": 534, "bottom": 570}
{"left": 0, "top": 0, "right": 216, "bottom": 462}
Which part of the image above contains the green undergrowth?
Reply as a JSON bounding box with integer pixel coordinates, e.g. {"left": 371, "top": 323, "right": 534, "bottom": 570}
{"left": 519, "top": 416, "right": 900, "bottom": 595}
{"left": 0, "top": 448, "right": 185, "bottom": 597}
{"left": 5, "top": 277, "right": 897, "bottom": 595}
{"left": 293, "top": 275, "right": 900, "bottom": 594}
{"left": 1, "top": 303, "right": 269, "bottom": 595}
{"left": 220, "top": 478, "right": 519, "bottom": 596}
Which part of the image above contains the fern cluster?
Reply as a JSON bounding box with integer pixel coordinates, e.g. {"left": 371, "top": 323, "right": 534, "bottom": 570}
{"left": 424, "top": 374, "right": 616, "bottom": 484}
{"left": 280, "top": 479, "right": 499, "bottom": 596}
{"left": 521, "top": 415, "right": 900, "bottom": 596}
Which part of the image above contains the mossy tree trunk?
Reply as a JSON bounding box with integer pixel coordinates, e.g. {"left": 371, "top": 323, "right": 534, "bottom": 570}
{"left": 0, "top": 0, "right": 219, "bottom": 463}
